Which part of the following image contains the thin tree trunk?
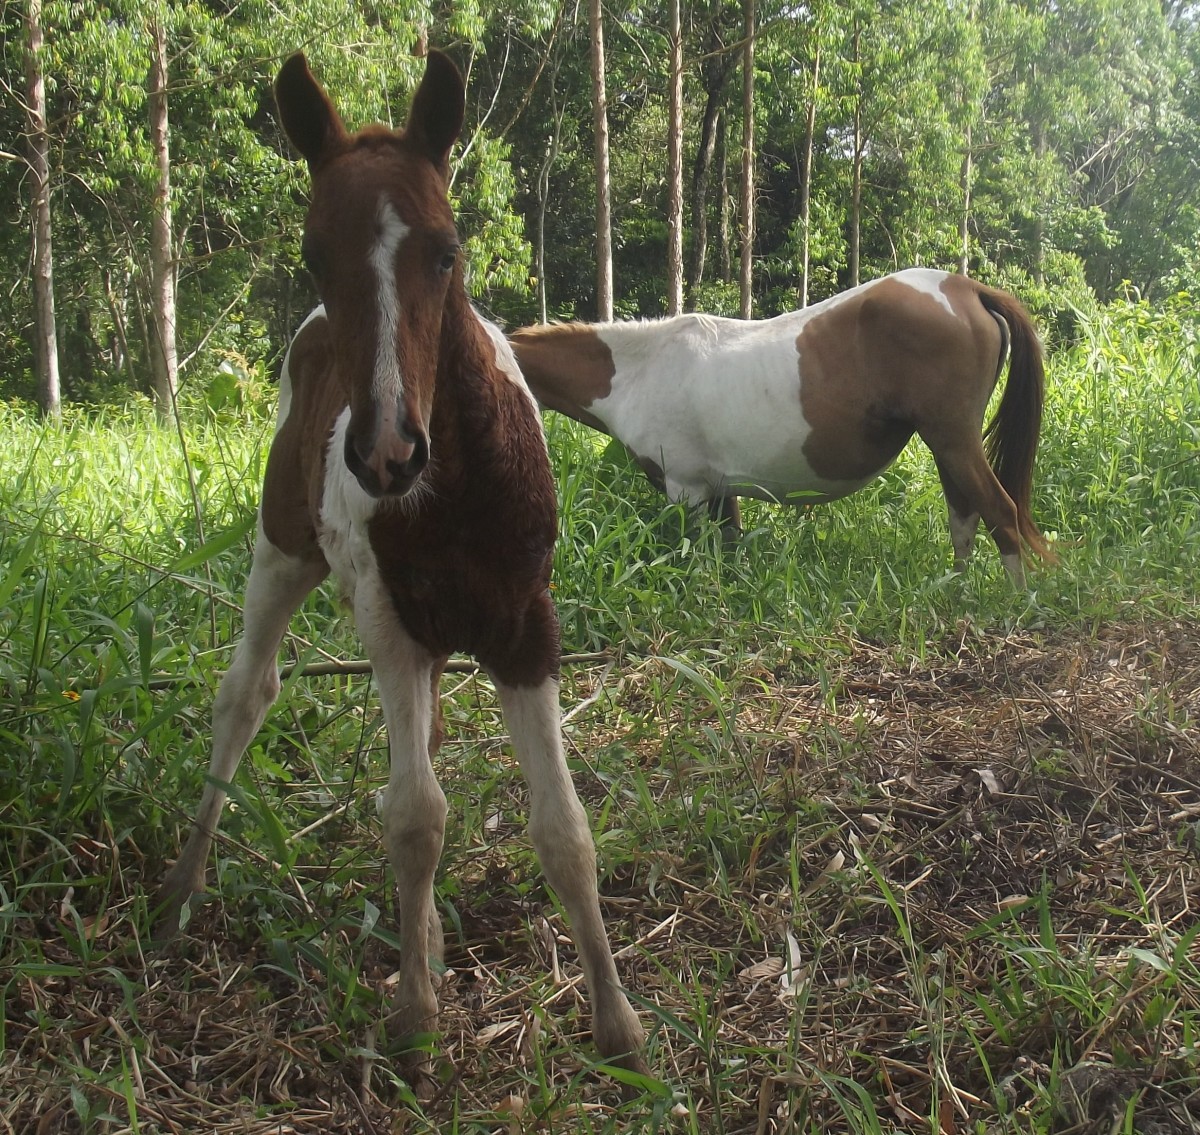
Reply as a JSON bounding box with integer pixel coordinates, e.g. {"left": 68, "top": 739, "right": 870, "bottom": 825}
{"left": 665, "top": 0, "right": 684, "bottom": 315}
{"left": 717, "top": 110, "right": 732, "bottom": 283}
{"left": 590, "top": 0, "right": 614, "bottom": 321}
{"left": 685, "top": 50, "right": 732, "bottom": 307}
{"left": 849, "top": 24, "right": 862, "bottom": 290}
{"left": 1032, "top": 124, "right": 1046, "bottom": 287}
{"left": 24, "top": 0, "right": 60, "bottom": 418}
{"left": 959, "top": 121, "right": 972, "bottom": 275}
{"left": 536, "top": 54, "right": 565, "bottom": 323}
{"left": 739, "top": 0, "right": 755, "bottom": 320}
{"left": 799, "top": 40, "right": 820, "bottom": 308}
{"left": 148, "top": 16, "right": 178, "bottom": 420}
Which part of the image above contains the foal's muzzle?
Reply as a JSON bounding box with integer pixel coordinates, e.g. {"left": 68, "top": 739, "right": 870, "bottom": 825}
{"left": 344, "top": 419, "right": 430, "bottom": 498}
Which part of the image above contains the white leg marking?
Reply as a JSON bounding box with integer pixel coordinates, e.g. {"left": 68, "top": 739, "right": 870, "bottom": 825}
{"left": 160, "top": 530, "right": 327, "bottom": 924}
{"left": 370, "top": 200, "right": 411, "bottom": 404}
{"left": 353, "top": 562, "right": 445, "bottom": 1049}
{"left": 495, "top": 678, "right": 646, "bottom": 1070}
{"left": 1002, "top": 552, "right": 1026, "bottom": 587}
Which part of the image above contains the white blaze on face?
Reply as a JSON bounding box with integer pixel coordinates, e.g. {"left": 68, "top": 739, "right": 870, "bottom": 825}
{"left": 370, "top": 200, "right": 411, "bottom": 404}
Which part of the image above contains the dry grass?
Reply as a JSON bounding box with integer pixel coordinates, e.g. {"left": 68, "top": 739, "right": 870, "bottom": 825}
{"left": 4, "top": 619, "right": 1199, "bottom": 1134}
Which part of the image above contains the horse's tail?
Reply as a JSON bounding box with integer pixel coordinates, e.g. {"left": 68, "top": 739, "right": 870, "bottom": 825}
{"left": 978, "top": 287, "right": 1057, "bottom": 564}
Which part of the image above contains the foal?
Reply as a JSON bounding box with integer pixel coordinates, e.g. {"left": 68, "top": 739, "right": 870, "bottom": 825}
{"left": 510, "top": 271, "right": 1056, "bottom": 584}
{"left": 158, "top": 51, "right": 645, "bottom": 1079}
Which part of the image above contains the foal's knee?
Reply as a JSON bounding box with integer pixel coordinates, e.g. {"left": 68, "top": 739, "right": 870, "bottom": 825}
{"left": 381, "top": 780, "right": 447, "bottom": 869}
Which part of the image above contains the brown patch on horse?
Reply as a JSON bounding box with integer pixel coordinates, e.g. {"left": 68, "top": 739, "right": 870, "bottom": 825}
{"left": 796, "top": 276, "right": 1005, "bottom": 486}
{"left": 261, "top": 314, "right": 339, "bottom": 563}
{"left": 508, "top": 324, "right": 616, "bottom": 431}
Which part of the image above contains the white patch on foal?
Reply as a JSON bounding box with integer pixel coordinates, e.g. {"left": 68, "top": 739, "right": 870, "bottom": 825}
{"left": 275, "top": 304, "right": 326, "bottom": 433}
{"left": 319, "top": 407, "right": 382, "bottom": 603}
{"left": 370, "top": 201, "right": 411, "bottom": 404}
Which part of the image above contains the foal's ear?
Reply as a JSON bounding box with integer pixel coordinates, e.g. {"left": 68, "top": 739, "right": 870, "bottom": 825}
{"left": 275, "top": 52, "right": 349, "bottom": 170}
{"left": 405, "top": 49, "right": 465, "bottom": 176}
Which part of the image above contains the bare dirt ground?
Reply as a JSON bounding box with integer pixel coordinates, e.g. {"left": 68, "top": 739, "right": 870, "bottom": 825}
{"left": 4, "top": 619, "right": 1199, "bottom": 1134}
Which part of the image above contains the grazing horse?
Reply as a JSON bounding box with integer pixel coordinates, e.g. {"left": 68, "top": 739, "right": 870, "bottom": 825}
{"left": 509, "top": 270, "right": 1055, "bottom": 583}
{"left": 157, "top": 51, "right": 645, "bottom": 1081}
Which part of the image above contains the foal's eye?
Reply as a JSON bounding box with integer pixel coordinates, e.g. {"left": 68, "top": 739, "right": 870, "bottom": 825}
{"left": 438, "top": 249, "right": 458, "bottom": 275}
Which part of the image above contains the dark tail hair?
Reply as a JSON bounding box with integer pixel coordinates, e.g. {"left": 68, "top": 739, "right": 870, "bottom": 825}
{"left": 979, "top": 288, "right": 1057, "bottom": 563}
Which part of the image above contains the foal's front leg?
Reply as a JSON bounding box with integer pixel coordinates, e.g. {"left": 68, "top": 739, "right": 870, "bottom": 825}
{"left": 158, "top": 532, "right": 328, "bottom": 934}
{"left": 353, "top": 572, "right": 447, "bottom": 1070}
{"left": 495, "top": 676, "right": 647, "bottom": 1074}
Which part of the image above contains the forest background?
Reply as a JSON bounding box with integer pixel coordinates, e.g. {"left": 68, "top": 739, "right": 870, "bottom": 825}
{"left": 5, "top": 0, "right": 1200, "bottom": 416}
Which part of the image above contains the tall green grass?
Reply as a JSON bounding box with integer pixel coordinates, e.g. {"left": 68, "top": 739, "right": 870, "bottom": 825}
{"left": 0, "top": 295, "right": 1197, "bottom": 1131}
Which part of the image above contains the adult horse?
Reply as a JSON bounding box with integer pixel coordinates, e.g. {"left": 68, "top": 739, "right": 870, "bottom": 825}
{"left": 158, "top": 51, "right": 645, "bottom": 1082}
{"left": 510, "top": 270, "right": 1056, "bottom": 583}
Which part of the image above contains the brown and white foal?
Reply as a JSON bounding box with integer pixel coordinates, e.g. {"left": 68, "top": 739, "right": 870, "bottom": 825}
{"left": 158, "top": 51, "right": 645, "bottom": 1078}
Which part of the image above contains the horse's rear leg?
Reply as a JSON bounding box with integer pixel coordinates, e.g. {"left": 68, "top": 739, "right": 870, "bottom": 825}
{"left": 157, "top": 534, "right": 328, "bottom": 933}
{"left": 930, "top": 444, "right": 1024, "bottom": 584}
{"left": 934, "top": 458, "right": 981, "bottom": 573}
{"left": 707, "top": 494, "right": 743, "bottom": 539}
{"left": 495, "top": 676, "right": 647, "bottom": 1074}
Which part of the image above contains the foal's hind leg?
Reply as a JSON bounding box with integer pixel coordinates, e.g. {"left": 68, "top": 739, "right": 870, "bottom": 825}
{"left": 927, "top": 441, "right": 1024, "bottom": 585}
{"left": 158, "top": 533, "right": 328, "bottom": 933}
{"left": 495, "top": 673, "right": 647, "bottom": 1074}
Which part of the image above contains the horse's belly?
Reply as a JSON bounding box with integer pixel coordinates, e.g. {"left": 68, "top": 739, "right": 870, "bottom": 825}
{"left": 719, "top": 463, "right": 876, "bottom": 506}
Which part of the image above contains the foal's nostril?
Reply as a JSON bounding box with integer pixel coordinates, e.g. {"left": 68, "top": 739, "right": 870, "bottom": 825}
{"left": 399, "top": 430, "right": 430, "bottom": 477}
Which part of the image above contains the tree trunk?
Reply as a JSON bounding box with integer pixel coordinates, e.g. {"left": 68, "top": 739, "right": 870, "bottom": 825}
{"left": 959, "top": 121, "right": 972, "bottom": 275}
{"left": 717, "top": 110, "right": 732, "bottom": 283}
{"left": 739, "top": 0, "right": 755, "bottom": 320}
{"left": 536, "top": 53, "right": 565, "bottom": 323}
{"left": 590, "top": 0, "right": 614, "bottom": 322}
{"left": 1032, "top": 123, "right": 1046, "bottom": 287}
{"left": 799, "top": 40, "right": 821, "bottom": 308}
{"left": 24, "top": 0, "right": 60, "bottom": 418}
{"left": 849, "top": 25, "right": 862, "bottom": 289}
{"left": 148, "top": 16, "right": 178, "bottom": 420}
{"left": 685, "top": 46, "right": 733, "bottom": 307}
{"left": 665, "top": 0, "right": 684, "bottom": 315}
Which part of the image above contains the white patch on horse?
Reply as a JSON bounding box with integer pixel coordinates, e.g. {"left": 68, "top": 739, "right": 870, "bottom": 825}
{"left": 276, "top": 304, "right": 326, "bottom": 433}
{"left": 894, "top": 267, "right": 955, "bottom": 315}
{"left": 370, "top": 201, "right": 411, "bottom": 404}
{"left": 590, "top": 314, "right": 869, "bottom": 508}
{"left": 319, "top": 407, "right": 382, "bottom": 603}
{"left": 479, "top": 316, "right": 542, "bottom": 418}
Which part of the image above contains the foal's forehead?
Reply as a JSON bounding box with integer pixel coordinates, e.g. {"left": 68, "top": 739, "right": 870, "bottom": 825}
{"left": 308, "top": 131, "right": 455, "bottom": 233}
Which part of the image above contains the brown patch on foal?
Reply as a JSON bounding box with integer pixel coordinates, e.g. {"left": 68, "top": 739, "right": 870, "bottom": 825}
{"left": 796, "top": 276, "right": 1001, "bottom": 485}
{"left": 508, "top": 324, "right": 615, "bottom": 432}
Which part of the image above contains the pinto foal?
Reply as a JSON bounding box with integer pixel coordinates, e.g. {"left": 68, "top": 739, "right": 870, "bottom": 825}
{"left": 510, "top": 270, "right": 1056, "bottom": 584}
{"left": 158, "top": 51, "right": 645, "bottom": 1079}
